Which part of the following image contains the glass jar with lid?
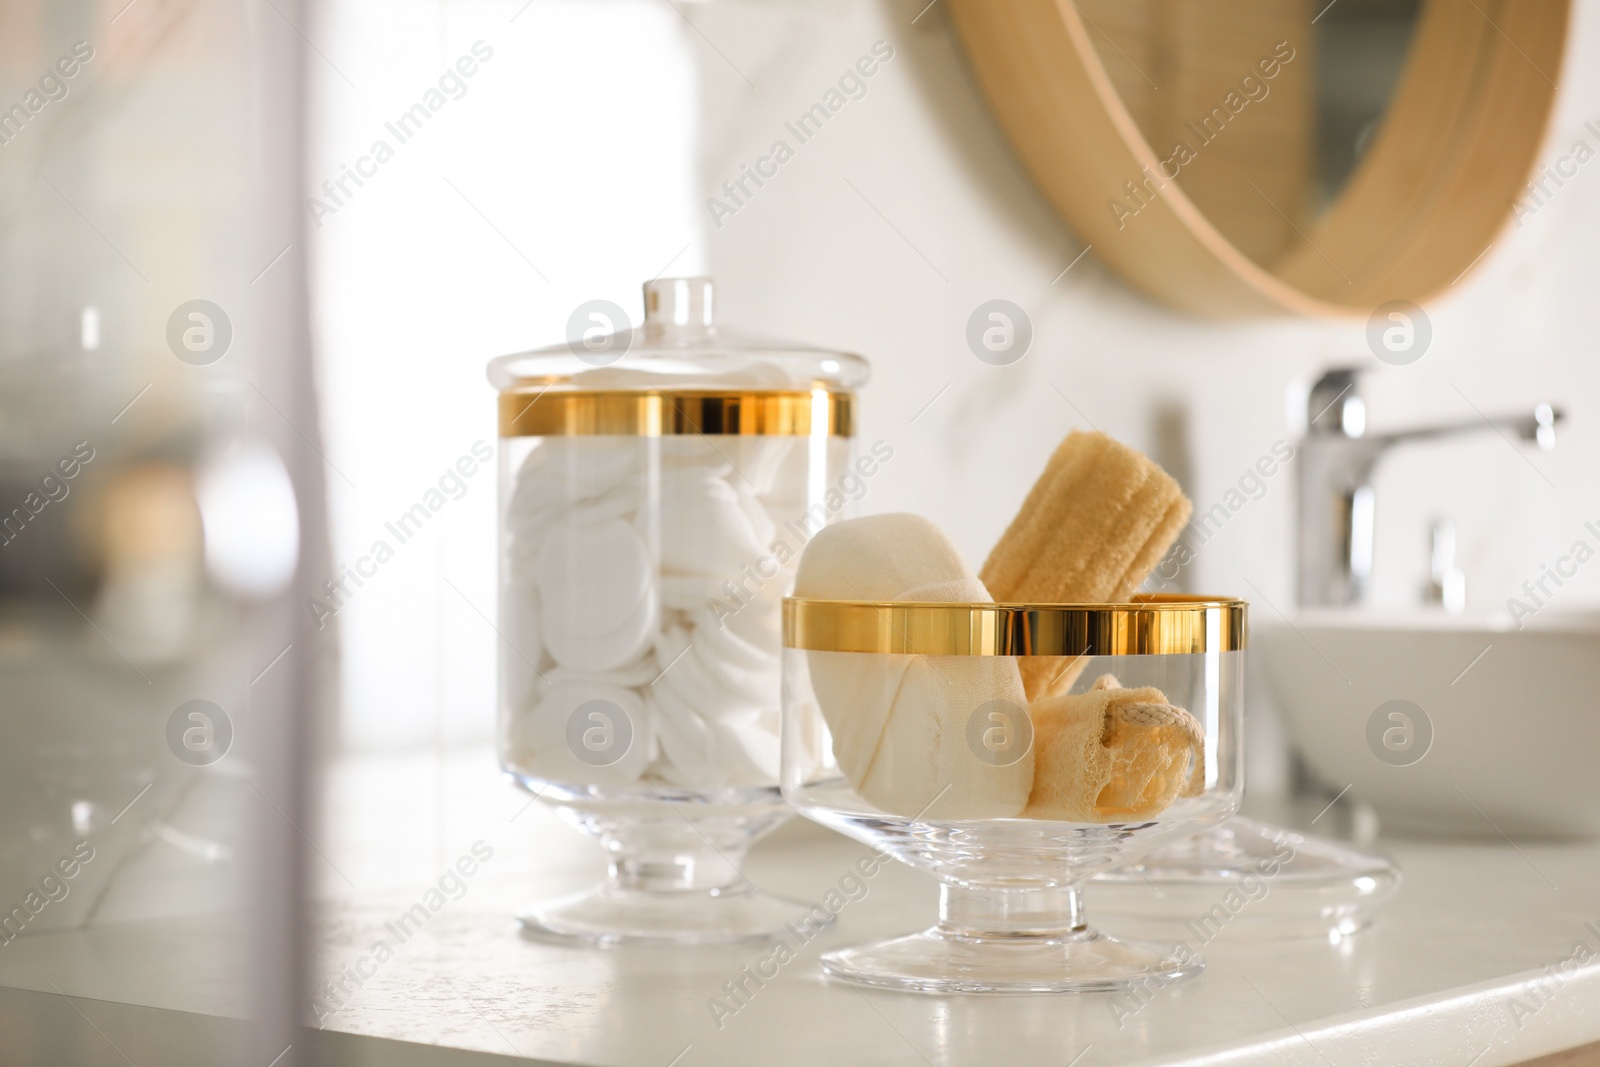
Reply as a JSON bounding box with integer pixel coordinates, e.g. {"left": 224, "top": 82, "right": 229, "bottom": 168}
{"left": 487, "top": 277, "right": 869, "bottom": 945}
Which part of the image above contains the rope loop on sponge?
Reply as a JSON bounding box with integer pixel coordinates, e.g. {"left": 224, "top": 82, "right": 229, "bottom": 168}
{"left": 1104, "top": 700, "right": 1205, "bottom": 799}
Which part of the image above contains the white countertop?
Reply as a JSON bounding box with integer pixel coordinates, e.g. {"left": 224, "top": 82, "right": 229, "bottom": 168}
{"left": 4, "top": 748, "right": 1599, "bottom": 1066}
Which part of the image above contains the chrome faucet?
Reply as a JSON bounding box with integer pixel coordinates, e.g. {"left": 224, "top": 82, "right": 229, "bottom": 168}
{"left": 1422, "top": 518, "right": 1466, "bottom": 614}
{"left": 1295, "top": 368, "right": 1562, "bottom": 608}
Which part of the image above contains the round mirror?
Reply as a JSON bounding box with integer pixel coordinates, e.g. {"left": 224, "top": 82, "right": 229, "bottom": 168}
{"left": 950, "top": 0, "right": 1569, "bottom": 316}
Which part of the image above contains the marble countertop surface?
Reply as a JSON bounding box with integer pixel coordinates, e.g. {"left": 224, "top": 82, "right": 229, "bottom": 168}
{"left": 4, "top": 748, "right": 1599, "bottom": 1066}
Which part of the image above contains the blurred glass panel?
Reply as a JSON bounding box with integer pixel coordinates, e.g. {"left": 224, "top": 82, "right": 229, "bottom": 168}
{"left": 0, "top": 2, "right": 316, "bottom": 1064}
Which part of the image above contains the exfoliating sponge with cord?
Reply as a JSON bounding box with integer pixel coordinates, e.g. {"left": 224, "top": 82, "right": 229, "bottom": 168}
{"left": 979, "top": 430, "right": 1192, "bottom": 701}
{"left": 1022, "top": 674, "right": 1204, "bottom": 822}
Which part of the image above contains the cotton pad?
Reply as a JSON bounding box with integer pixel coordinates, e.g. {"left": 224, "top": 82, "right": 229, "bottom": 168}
{"left": 740, "top": 437, "right": 798, "bottom": 496}
{"left": 537, "top": 518, "right": 657, "bottom": 670}
{"left": 643, "top": 622, "right": 779, "bottom": 788}
{"left": 793, "top": 513, "right": 1033, "bottom": 820}
{"left": 531, "top": 436, "right": 639, "bottom": 497}
{"left": 647, "top": 685, "right": 775, "bottom": 788}
{"left": 545, "top": 653, "right": 659, "bottom": 689}
{"left": 509, "top": 680, "right": 654, "bottom": 784}
{"left": 499, "top": 583, "right": 545, "bottom": 711}
{"left": 508, "top": 485, "right": 639, "bottom": 583}
{"left": 657, "top": 467, "right": 771, "bottom": 576}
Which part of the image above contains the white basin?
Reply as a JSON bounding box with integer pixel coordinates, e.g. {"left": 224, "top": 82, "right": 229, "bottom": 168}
{"left": 1260, "top": 611, "right": 1600, "bottom": 838}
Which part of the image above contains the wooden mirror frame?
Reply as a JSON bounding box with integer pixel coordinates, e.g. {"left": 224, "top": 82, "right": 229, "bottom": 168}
{"left": 949, "top": 0, "right": 1570, "bottom": 317}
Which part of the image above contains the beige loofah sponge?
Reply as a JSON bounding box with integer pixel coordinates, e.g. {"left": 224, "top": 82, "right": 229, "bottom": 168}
{"left": 1022, "top": 674, "right": 1204, "bottom": 823}
{"left": 979, "top": 431, "right": 1192, "bottom": 701}
{"left": 794, "top": 514, "right": 1033, "bottom": 820}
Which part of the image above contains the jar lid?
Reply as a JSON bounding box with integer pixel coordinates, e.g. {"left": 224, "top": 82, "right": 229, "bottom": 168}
{"left": 782, "top": 594, "right": 1248, "bottom": 656}
{"left": 486, "top": 277, "right": 869, "bottom": 394}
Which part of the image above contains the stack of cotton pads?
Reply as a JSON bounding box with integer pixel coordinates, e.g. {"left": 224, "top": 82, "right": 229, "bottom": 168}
{"left": 502, "top": 435, "right": 807, "bottom": 788}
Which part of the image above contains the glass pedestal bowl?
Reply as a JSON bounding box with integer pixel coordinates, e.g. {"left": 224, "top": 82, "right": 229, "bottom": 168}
{"left": 780, "top": 595, "right": 1246, "bottom": 993}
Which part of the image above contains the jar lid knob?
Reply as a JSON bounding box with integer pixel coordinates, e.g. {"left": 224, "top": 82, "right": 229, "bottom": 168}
{"left": 643, "top": 277, "right": 714, "bottom": 335}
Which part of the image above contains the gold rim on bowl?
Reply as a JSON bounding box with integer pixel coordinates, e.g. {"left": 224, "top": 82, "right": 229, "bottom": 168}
{"left": 498, "top": 388, "right": 854, "bottom": 437}
{"left": 782, "top": 593, "right": 1247, "bottom": 656}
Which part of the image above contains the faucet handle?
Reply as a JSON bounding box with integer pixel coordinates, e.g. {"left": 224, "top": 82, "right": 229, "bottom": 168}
{"left": 1308, "top": 367, "right": 1367, "bottom": 438}
{"left": 1423, "top": 518, "right": 1466, "bottom": 614}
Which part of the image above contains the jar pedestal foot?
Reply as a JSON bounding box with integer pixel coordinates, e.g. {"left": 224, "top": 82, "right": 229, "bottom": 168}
{"left": 518, "top": 839, "right": 826, "bottom": 947}
{"left": 821, "top": 883, "right": 1202, "bottom": 994}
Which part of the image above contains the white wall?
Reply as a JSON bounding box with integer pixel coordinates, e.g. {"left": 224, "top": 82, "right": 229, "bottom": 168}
{"left": 309, "top": 0, "right": 701, "bottom": 749}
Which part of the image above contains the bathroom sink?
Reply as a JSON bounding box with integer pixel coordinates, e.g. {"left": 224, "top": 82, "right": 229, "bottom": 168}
{"left": 1260, "top": 611, "right": 1600, "bottom": 838}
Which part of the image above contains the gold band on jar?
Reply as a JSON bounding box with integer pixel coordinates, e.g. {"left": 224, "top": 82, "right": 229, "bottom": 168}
{"left": 498, "top": 388, "right": 854, "bottom": 437}
{"left": 782, "top": 594, "right": 1247, "bottom": 656}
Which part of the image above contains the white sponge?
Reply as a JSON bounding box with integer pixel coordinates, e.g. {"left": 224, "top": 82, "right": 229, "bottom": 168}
{"left": 793, "top": 514, "right": 1032, "bottom": 820}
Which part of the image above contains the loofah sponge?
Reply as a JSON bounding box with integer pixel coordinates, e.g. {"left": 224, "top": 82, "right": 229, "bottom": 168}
{"left": 1022, "top": 674, "right": 1204, "bottom": 823}
{"left": 979, "top": 430, "right": 1192, "bottom": 701}
{"left": 794, "top": 514, "right": 1033, "bottom": 820}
